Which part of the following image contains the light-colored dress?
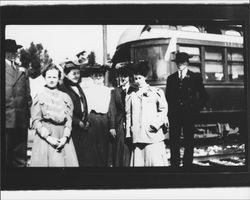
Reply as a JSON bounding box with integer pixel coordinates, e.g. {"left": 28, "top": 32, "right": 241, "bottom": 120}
{"left": 29, "top": 86, "right": 79, "bottom": 167}
{"left": 126, "top": 84, "right": 169, "bottom": 167}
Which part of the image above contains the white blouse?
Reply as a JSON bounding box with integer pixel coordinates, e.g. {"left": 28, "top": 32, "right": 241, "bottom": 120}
{"left": 83, "top": 84, "right": 111, "bottom": 114}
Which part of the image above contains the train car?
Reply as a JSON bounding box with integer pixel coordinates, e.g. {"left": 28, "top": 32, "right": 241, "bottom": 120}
{"left": 111, "top": 25, "right": 246, "bottom": 145}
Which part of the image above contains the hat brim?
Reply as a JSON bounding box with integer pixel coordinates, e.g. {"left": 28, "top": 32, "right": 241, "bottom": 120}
{"left": 76, "top": 51, "right": 86, "bottom": 57}
{"left": 171, "top": 55, "right": 193, "bottom": 62}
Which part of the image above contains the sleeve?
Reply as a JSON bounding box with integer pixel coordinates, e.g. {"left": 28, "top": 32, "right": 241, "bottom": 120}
{"left": 196, "top": 74, "right": 208, "bottom": 110}
{"left": 25, "top": 70, "right": 32, "bottom": 108}
{"left": 125, "top": 93, "right": 132, "bottom": 138}
{"left": 165, "top": 77, "right": 171, "bottom": 104}
{"left": 107, "top": 89, "right": 117, "bottom": 129}
{"left": 150, "top": 88, "right": 169, "bottom": 131}
{"left": 31, "top": 93, "right": 50, "bottom": 138}
{"left": 81, "top": 90, "right": 89, "bottom": 124}
{"left": 72, "top": 115, "right": 81, "bottom": 128}
{"left": 63, "top": 93, "right": 74, "bottom": 138}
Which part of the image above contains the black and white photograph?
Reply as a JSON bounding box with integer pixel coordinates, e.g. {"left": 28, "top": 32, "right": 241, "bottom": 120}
{"left": 1, "top": 1, "right": 250, "bottom": 199}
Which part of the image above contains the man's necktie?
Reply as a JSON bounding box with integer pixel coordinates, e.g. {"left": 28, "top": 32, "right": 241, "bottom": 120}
{"left": 179, "top": 70, "right": 183, "bottom": 80}
{"left": 11, "top": 61, "right": 16, "bottom": 70}
{"left": 121, "top": 89, "right": 126, "bottom": 105}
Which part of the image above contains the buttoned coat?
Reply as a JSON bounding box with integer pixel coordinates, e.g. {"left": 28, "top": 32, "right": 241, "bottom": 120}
{"left": 126, "top": 85, "right": 168, "bottom": 144}
{"left": 5, "top": 60, "right": 32, "bottom": 129}
{"left": 165, "top": 70, "right": 207, "bottom": 121}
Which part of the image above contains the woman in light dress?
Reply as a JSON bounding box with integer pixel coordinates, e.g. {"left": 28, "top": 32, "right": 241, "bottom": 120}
{"left": 126, "top": 61, "right": 169, "bottom": 167}
{"left": 29, "top": 63, "right": 78, "bottom": 167}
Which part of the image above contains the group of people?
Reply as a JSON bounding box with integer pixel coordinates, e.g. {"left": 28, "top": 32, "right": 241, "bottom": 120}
{"left": 5, "top": 39, "right": 207, "bottom": 168}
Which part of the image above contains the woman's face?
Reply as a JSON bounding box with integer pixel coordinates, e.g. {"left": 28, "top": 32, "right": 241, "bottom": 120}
{"left": 66, "top": 69, "right": 81, "bottom": 84}
{"left": 91, "top": 72, "right": 104, "bottom": 85}
{"left": 45, "top": 69, "right": 59, "bottom": 88}
{"left": 134, "top": 74, "right": 146, "bottom": 88}
{"left": 119, "top": 75, "right": 129, "bottom": 87}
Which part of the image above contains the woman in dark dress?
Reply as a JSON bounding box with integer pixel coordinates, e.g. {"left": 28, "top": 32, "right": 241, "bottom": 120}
{"left": 108, "top": 64, "right": 132, "bottom": 167}
{"left": 58, "top": 60, "right": 89, "bottom": 167}
{"left": 83, "top": 64, "right": 112, "bottom": 167}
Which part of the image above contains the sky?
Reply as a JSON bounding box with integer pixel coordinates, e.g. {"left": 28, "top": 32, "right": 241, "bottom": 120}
{"left": 5, "top": 25, "right": 136, "bottom": 65}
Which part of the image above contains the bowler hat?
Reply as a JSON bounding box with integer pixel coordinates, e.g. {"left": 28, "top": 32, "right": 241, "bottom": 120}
{"left": 5, "top": 39, "right": 23, "bottom": 53}
{"left": 76, "top": 50, "right": 86, "bottom": 58}
{"left": 172, "top": 52, "right": 193, "bottom": 63}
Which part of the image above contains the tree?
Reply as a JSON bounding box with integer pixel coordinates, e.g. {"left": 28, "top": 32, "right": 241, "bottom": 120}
{"left": 87, "top": 51, "right": 96, "bottom": 66}
{"left": 19, "top": 42, "right": 52, "bottom": 78}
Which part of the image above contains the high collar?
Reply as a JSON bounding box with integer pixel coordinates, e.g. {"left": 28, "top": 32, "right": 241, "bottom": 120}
{"left": 178, "top": 67, "right": 188, "bottom": 79}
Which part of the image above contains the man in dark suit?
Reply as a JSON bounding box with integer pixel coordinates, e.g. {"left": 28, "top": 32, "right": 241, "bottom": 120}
{"left": 5, "top": 39, "right": 32, "bottom": 167}
{"left": 165, "top": 52, "right": 207, "bottom": 169}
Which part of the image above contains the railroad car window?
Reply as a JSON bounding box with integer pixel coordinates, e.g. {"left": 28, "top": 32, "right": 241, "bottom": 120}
{"left": 228, "top": 49, "right": 244, "bottom": 82}
{"left": 133, "top": 44, "right": 169, "bottom": 81}
{"left": 204, "top": 47, "right": 224, "bottom": 82}
{"left": 228, "top": 64, "right": 244, "bottom": 81}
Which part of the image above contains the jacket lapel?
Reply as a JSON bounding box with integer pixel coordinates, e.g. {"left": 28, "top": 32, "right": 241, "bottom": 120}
{"left": 13, "top": 67, "right": 26, "bottom": 87}
{"left": 6, "top": 62, "right": 16, "bottom": 80}
{"left": 117, "top": 87, "right": 125, "bottom": 108}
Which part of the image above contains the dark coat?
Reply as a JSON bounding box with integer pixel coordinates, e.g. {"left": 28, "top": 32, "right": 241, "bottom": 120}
{"left": 58, "top": 79, "right": 88, "bottom": 128}
{"left": 58, "top": 79, "right": 88, "bottom": 166}
{"left": 108, "top": 87, "right": 131, "bottom": 167}
{"left": 165, "top": 70, "right": 207, "bottom": 121}
{"left": 5, "top": 60, "right": 32, "bottom": 129}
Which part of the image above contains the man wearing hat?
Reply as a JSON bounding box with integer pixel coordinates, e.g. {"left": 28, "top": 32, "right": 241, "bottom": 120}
{"left": 5, "top": 39, "right": 32, "bottom": 167}
{"left": 165, "top": 51, "right": 207, "bottom": 169}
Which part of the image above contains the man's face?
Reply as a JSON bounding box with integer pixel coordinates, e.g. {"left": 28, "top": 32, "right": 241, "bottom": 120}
{"left": 6, "top": 51, "right": 17, "bottom": 62}
{"left": 176, "top": 61, "right": 188, "bottom": 71}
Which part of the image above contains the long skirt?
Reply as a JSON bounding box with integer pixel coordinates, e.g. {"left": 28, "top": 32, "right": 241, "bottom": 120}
{"left": 30, "top": 122, "right": 79, "bottom": 167}
{"left": 113, "top": 120, "right": 131, "bottom": 167}
{"left": 130, "top": 141, "right": 169, "bottom": 167}
{"left": 83, "top": 111, "right": 110, "bottom": 167}
{"left": 71, "top": 127, "right": 88, "bottom": 167}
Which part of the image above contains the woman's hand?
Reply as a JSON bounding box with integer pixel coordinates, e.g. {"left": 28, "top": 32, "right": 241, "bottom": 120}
{"left": 109, "top": 129, "right": 116, "bottom": 138}
{"left": 40, "top": 127, "right": 50, "bottom": 138}
{"left": 46, "top": 136, "right": 60, "bottom": 148}
{"left": 56, "top": 137, "right": 68, "bottom": 152}
{"left": 79, "top": 121, "right": 85, "bottom": 128}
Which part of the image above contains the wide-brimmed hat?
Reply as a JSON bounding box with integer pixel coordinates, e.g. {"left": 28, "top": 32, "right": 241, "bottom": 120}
{"left": 114, "top": 62, "right": 133, "bottom": 77}
{"left": 172, "top": 52, "right": 193, "bottom": 63}
{"left": 63, "top": 60, "right": 81, "bottom": 74}
{"left": 85, "top": 64, "right": 110, "bottom": 76}
{"left": 5, "top": 39, "right": 23, "bottom": 53}
{"left": 76, "top": 50, "right": 86, "bottom": 58}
